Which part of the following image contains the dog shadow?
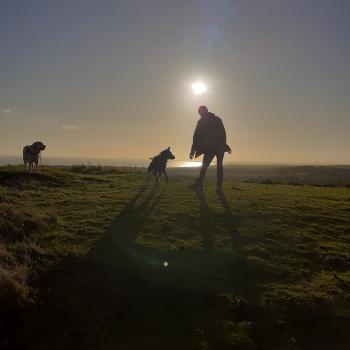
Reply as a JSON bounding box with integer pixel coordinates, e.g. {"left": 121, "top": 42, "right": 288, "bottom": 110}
{"left": 88, "top": 184, "right": 163, "bottom": 262}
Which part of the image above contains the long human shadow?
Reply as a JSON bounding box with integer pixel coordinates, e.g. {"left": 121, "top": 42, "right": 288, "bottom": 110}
{"left": 195, "top": 189, "right": 215, "bottom": 254}
{"left": 194, "top": 189, "right": 241, "bottom": 256}
{"left": 217, "top": 191, "right": 242, "bottom": 255}
{"left": 216, "top": 191, "right": 265, "bottom": 301}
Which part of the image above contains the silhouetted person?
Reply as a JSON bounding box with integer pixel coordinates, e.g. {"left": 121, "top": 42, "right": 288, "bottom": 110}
{"left": 189, "top": 105, "right": 231, "bottom": 192}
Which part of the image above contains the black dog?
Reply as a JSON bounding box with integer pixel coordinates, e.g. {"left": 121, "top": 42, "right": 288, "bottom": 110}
{"left": 147, "top": 147, "right": 175, "bottom": 183}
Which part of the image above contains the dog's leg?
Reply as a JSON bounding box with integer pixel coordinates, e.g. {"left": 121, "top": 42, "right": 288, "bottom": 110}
{"left": 146, "top": 169, "right": 154, "bottom": 184}
{"left": 154, "top": 172, "right": 160, "bottom": 185}
{"left": 163, "top": 169, "right": 168, "bottom": 183}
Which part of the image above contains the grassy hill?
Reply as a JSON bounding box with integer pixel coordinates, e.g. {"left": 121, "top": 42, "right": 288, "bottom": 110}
{"left": 1, "top": 166, "right": 350, "bottom": 349}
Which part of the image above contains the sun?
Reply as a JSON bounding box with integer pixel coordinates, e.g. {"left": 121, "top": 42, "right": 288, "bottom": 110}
{"left": 191, "top": 81, "right": 207, "bottom": 95}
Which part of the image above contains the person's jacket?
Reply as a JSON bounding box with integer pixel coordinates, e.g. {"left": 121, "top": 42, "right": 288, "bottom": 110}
{"left": 191, "top": 112, "right": 228, "bottom": 158}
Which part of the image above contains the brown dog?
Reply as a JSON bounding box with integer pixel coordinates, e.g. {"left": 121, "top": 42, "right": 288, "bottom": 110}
{"left": 23, "top": 141, "right": 46, "bottom": 172}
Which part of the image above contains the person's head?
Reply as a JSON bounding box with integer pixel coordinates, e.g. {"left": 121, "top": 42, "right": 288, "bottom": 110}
{"left": 198, "top": 105, "right": 208, "bottom": 118}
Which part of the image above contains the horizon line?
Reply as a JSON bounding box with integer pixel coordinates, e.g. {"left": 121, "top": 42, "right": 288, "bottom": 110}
{"left": 0, "top": 154, "right": 349, "bottom": 167}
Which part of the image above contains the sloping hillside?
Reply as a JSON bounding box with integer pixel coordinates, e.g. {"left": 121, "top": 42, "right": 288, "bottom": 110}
{"left": 1, "top": 166, "right": 350, "bottom": 349}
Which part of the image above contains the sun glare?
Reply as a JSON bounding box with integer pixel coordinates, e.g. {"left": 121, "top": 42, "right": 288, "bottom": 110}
{"left": 180, "top": 161, "right": 202, "bottom": 168}
{"left": 191, "top": 81, "right": 207, "bottom": 95}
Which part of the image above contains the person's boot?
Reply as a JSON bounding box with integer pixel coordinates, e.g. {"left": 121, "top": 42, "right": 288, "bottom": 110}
{"left": 189, "top": 178, "right": 203, "bottom": 191}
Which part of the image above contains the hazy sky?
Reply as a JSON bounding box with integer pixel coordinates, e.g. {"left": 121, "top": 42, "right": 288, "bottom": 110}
{"left": 1, "top": 0, "right": 350, "bottom": 163}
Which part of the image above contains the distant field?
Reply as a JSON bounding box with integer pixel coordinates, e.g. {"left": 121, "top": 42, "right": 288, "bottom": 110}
{"left": 1, "top": 165, "right": 350, "bottom": 349}
{"left": 169, "top": 164, "right": 350, "bottom": 186}
{"left": 2, "top": 156, "right": 350, "bottom": 185}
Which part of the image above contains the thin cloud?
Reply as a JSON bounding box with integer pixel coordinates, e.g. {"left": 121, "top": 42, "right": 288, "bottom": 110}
{"left": 61, "top": 125, "right": 78, "bottom": 131}
{"left": 1, "top": 109, "right": 11, "bottom": 113}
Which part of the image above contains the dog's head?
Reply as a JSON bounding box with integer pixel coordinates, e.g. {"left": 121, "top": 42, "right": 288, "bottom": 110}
{"left": 161, "top": 147, "right": 175, "bottom": 160}
{"left": 31, "top": 141, "right": 46, "bottom": 154}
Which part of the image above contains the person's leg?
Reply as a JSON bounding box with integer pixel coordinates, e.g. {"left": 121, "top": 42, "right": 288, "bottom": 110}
{"left": 198, "top": 153, "right": 215, "bottom": 184}
{"left": 189, "top": 153, "right": 215, "bottom": 190}
{"left": 216, "top": 152, "right": 224, "bottom": 192}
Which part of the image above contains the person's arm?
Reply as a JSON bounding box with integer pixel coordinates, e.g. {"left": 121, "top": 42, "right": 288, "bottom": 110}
{"left": 218, "top": 118, "right": 227, "bottom": 145}
{"left": 218, "top": 117, "right": 232, "bottom": 154}
{"left": 190, "top": 121, "right": 200, "bottom": 159}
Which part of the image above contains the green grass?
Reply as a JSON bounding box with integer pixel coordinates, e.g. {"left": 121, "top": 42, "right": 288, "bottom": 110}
{"left": 1, "top": 165, "right": 350, "bottom": 349}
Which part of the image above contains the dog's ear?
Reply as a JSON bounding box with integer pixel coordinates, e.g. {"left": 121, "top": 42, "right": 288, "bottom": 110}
{"left": 167, "top": 146, "right": 170, "bottom": 150}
